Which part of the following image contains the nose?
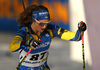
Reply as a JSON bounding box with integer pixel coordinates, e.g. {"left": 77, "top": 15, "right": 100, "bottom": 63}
{"left": 42, "top": 24, "right": 47, "bottom": 28}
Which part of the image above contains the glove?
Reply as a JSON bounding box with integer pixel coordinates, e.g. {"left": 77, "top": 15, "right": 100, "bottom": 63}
{"left": 27, "top": 39, "right": 40, "bottom": 48}
{"left": 78, "top": 21, "right": 87, "bottom": 31}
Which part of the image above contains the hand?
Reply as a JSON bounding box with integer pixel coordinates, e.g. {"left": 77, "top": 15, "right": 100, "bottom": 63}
{"left": 78, "top": 21, "right": 87, "bottom": 31}
{"left": 27, "top": 39, "right": 40, "bottom": 48}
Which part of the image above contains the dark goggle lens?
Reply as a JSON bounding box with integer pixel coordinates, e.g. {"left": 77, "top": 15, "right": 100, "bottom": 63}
{"left": 39, "top": 23, "right": 49, "bottom": 26}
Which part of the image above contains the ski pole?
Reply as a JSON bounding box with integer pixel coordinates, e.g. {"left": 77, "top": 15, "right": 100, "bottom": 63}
{"left": 81, "top": 21, "right": 85, "bottom": 70}
{"left": 21, "top": 0, "right": 25, "bottom": 10}
{"left": 15, "top": 47, "right": 34, "bottom": 70}
{"left": 19, "top": 0, "right": 26, "bottom": 52}
{"left": 81, "top": 31, "right": 85, "bottom": 70}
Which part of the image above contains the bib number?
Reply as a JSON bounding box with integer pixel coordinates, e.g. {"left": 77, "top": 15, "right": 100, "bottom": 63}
{"left": 20, "top": 51, "right": 48, "bottom": 62}
{"left": 30, "top": 52, "right": 47, "bottom": 61}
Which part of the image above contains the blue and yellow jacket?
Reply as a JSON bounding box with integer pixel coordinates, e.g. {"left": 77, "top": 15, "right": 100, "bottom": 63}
{"left": 9, "top": 24, "right": 81, "bottom": 70}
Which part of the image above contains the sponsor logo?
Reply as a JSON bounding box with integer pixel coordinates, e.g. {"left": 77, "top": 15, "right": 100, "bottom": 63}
{"left": 45, "top": 34, "right": 49, "bottom": 37}
{"left": 24, "top": 61, "right": 40, "bottom": 64}
{"left": 27, "top": 68, "right": 34, "bottom": 70}
{"left": 39, "top": 12, "right": 49, "bottom": 15}
{"left": 39, "top": 42, "right": 50, "bottom": 48}
{"left": 45, "top": 16, "right": 48, "bottom": 19}
{"left": 34, "top": 42, "right": 50, "bottom": 49}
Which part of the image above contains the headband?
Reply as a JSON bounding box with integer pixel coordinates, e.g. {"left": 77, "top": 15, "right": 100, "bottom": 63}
{"left": 32, "top": 10, "right": 50, "bottom": 20}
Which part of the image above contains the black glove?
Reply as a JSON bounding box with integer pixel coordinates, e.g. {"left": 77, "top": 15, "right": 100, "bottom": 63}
{"left": 28, "top": 39, "right": 40, "bottom": 48}
{"left": 78, "top": 21, "right": 87, "bottom": 31}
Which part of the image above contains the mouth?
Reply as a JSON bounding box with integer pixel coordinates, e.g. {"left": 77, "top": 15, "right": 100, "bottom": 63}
{"left": 42, "top": 29, "right": 45, "bottom": 31}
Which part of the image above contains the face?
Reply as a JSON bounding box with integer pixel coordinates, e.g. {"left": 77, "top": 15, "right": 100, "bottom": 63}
{"left": 31, "top": 19, "right": 50, "bottom": 33}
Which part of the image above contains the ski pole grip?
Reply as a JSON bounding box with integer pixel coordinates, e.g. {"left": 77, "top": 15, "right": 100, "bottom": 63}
{"left": 81, "top": 31, "right": 84, "bottom": 36}
{"left": 30, "top": 38, "right": 41, "bottom": 49}
{"left": 80, "top": 21, "right": 84, "bottom": 36}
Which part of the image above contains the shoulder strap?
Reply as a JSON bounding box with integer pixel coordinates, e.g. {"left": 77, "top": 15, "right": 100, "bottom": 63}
{"left": 19, "top": 27, "right": 30, "bottom": 54}
{"left": 25, "top": 27, "right": 30, "bottom": 40}
{"left": 58, "top": 28, "right": 64, "bottom": 38}
{"left": 45, "top": 29, "right": 53, "bottom": 39}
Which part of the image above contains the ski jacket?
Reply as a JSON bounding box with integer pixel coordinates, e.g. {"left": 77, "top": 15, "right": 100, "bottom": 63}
{"left": 9, "top": 24, "right": 81, "bottom": 70}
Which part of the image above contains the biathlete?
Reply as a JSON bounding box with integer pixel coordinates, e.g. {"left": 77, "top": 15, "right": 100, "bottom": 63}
{"left": 9, "top": 5, "right": 86, "bottom": 70}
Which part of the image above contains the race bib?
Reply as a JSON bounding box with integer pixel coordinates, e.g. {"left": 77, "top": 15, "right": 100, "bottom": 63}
{"left": 19, "top": 50, "right": 49, "bottom": 67}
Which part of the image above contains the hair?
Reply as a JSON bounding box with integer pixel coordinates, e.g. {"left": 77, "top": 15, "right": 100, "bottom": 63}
{"left": 16, "top": 5, "right": 49, "bottom": 28}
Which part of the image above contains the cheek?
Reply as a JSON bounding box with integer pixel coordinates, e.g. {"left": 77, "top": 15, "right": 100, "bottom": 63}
{"left": 36, "top": 25, "right": 42, "bottom": 30}
{"left": 35, "top": 23, "right": 40, "bottom": 27}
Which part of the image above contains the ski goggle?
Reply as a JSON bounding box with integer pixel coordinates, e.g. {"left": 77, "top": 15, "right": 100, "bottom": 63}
{"left": 34, "top": 18, "right": 50, "bottom": 26}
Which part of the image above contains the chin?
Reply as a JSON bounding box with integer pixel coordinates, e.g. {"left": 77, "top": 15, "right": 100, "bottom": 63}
{"left": 39, "top": 30, "right": 44, "bottom": 33}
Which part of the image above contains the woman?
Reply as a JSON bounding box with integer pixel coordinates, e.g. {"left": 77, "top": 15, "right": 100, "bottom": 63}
{"left": 9, "top": 5, "right": 86, "bottom": 70}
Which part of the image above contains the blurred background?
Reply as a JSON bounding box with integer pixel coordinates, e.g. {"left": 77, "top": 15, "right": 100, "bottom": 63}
{"left": 0, "top": 0, "right": 99, "bottom": 70}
